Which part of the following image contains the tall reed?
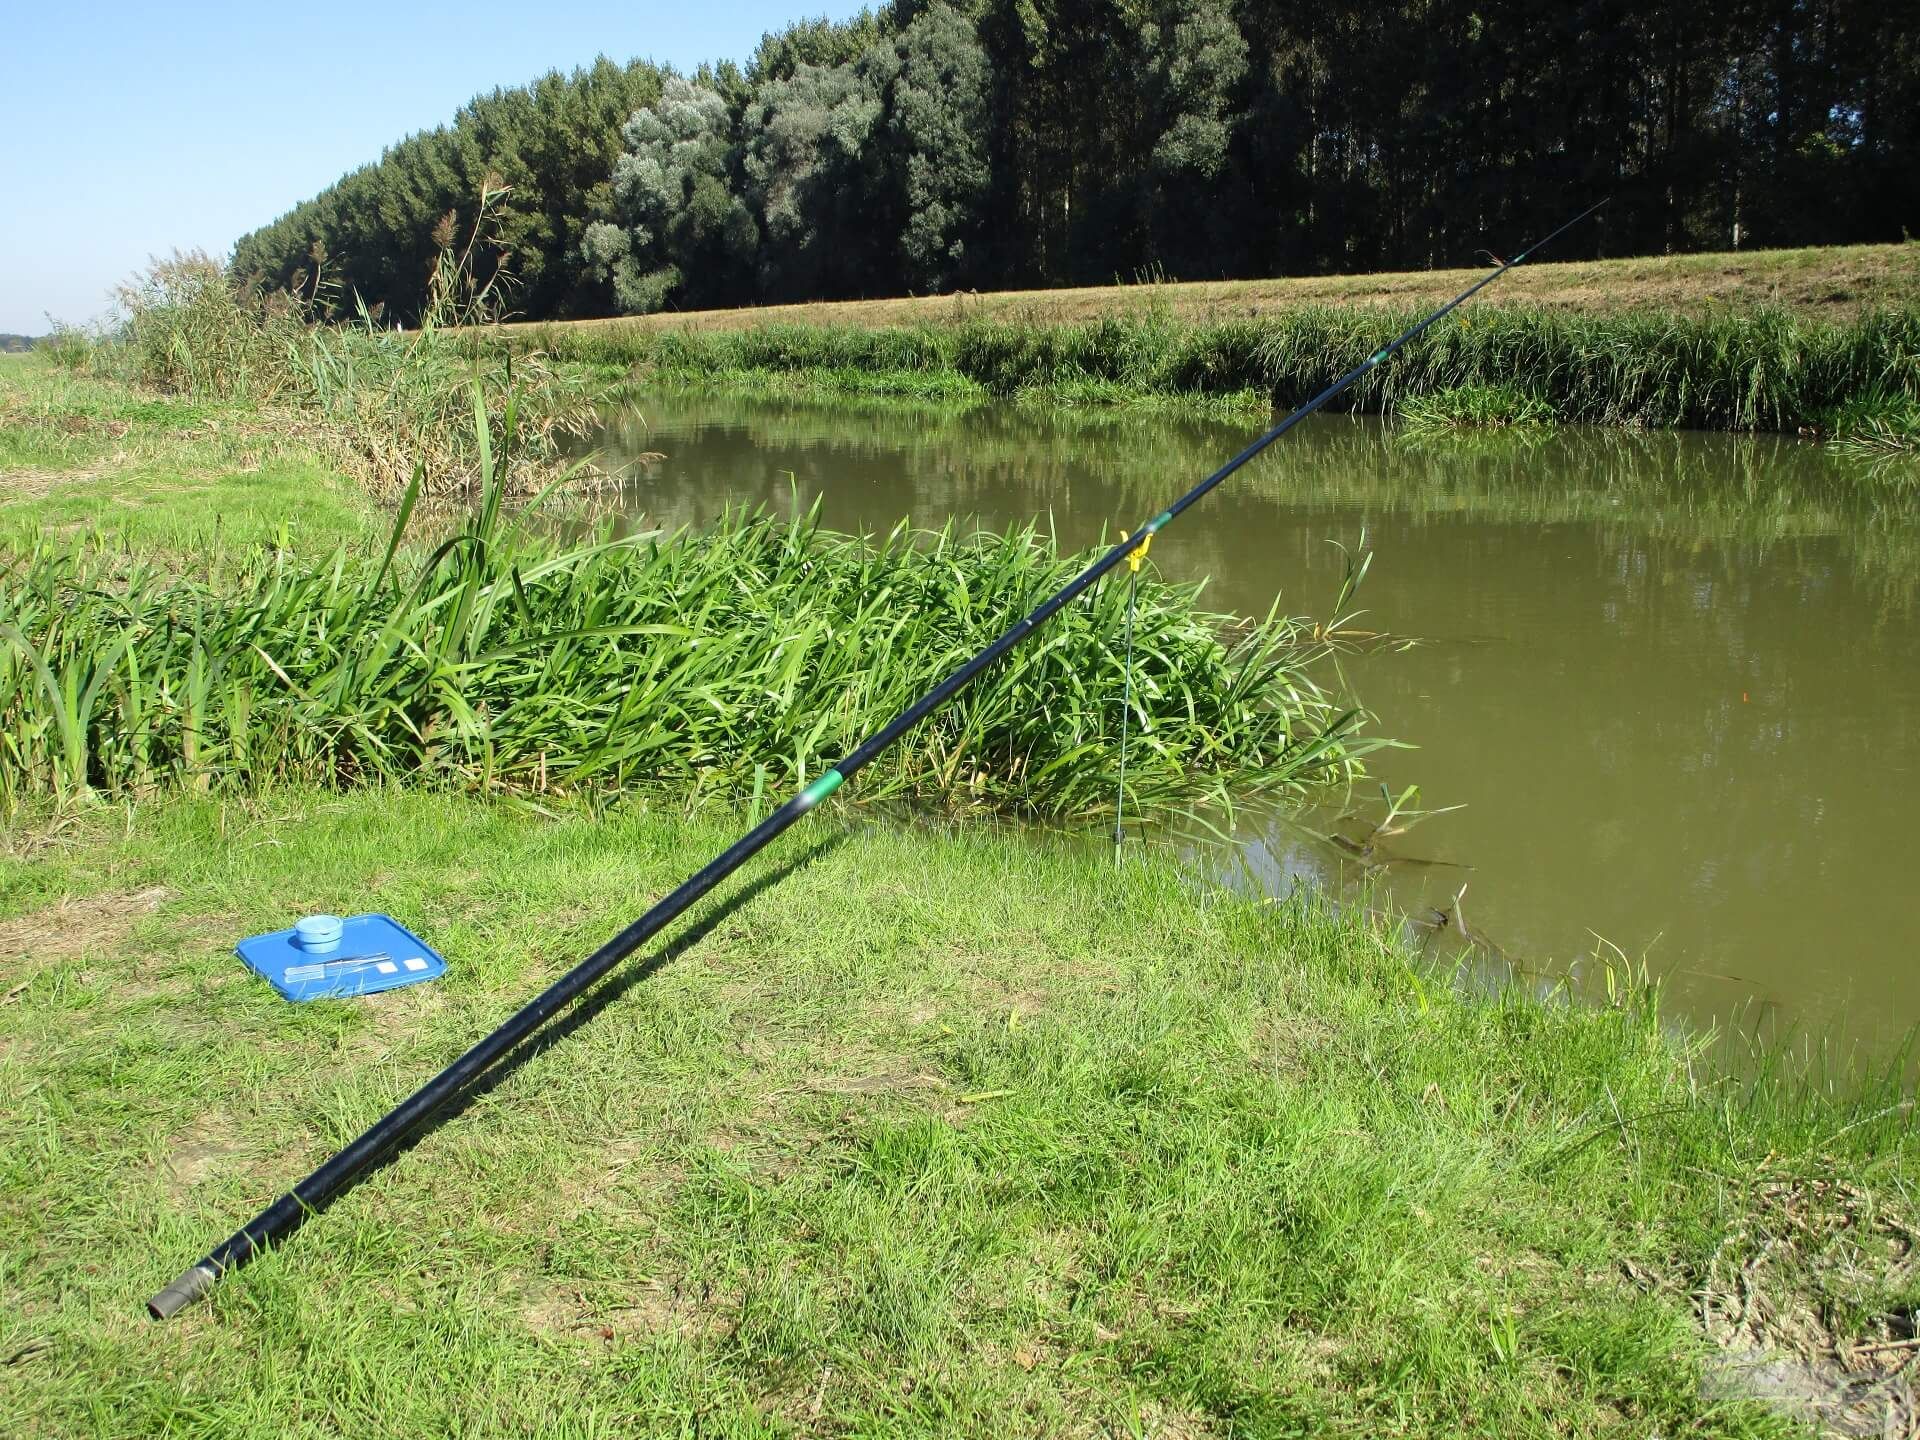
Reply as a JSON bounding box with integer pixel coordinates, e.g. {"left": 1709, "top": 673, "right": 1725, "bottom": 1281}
{"left": 0, "top": 412, "right": 1374, "bottom": 819}
{"left": 51, "top": 182, "right": 598, "bottom": 498}
{"left": 532, "top": 303, "right": 1920, "bottom": 434}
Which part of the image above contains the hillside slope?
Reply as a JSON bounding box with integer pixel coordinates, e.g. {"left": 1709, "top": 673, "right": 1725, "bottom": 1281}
{"left": 507, "top": 243, "right": 1920, "bottom": 336}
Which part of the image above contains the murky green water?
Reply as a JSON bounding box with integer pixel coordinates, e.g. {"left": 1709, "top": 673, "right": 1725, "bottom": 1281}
{"left": 585, "top": 393, "right": 1920, "bottom": 1046}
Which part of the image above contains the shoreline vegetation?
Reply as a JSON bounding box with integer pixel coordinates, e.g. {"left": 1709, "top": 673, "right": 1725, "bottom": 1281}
{"left": 522, "top": 294, "right": 1920, "bottom": 443}
{"left": 6, "top": 257, "right": 1920, "bottom": 1433}
{"left": 0, "top": 412, "right": 1372, "bottom": 821}
{"left": 44, "top": 186, "right": 600, "bottom": 501}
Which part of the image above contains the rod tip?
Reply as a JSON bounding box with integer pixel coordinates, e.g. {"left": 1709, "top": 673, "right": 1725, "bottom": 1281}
{"left": 147, "top": 1264, "right": 218, "bottom": 1321}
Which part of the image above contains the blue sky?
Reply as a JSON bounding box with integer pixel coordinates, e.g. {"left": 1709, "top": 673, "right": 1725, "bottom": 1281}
{"left": 0, "top": 1, "right": 865, "bottom": 335}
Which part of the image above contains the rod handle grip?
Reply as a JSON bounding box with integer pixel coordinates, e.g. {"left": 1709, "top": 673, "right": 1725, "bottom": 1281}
{"left": 147, "top": 1263, "right": 218, "bottom": 1320}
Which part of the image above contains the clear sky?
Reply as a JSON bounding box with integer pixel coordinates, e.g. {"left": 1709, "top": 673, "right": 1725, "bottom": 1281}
{"left": 0, "top": 1, "right": 865, "bottom": 336}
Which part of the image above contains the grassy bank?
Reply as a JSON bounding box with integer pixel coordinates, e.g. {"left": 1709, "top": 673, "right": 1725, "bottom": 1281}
{"left": 45, "top": 188, "right": 599, "bottom": 500}
{"left": 1, "top": 354, "right": 1371, "bottom": 823}
{"left": 0, "top": 357, "right": 375, "bottom": 553}
{"left": 0, "top": 499, "right": 1365, "bottom": 819}
{"left": 518, "top": 242, "right": 1920, "bottom": 333}
{"left": 527, "top": 303, "right": 1920, "bottom": 435}
{"left": 4, "top": 788, "right": 1918, "bottom": 1436}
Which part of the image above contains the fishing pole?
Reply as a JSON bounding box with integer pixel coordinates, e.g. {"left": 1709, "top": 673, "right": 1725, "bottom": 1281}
{"left": 147, "top": 198, "right": 1608, "bottom": 1321}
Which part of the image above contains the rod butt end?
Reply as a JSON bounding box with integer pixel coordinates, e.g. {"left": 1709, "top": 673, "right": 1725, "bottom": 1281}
{"left": 147, "top": 1264, "right": 218, "bottom": 1320}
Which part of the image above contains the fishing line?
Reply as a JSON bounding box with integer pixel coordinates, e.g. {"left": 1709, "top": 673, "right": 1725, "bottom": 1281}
{"left": 147, "top": 199, "right": 1608, "bottom": 1321}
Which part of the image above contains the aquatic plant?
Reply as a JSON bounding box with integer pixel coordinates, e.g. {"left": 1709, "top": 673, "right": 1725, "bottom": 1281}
{"left": 1821, "top": 388, "right": 1920, "bottom": 460}
{"left": 525, "top": 302, "right": 1920, "bottom": 434}
{"left": 0, "top": 426, "right": 1374, "bottom": 818}
{"left": 1395, "top": 383, "right": 1558, "bottom": 432}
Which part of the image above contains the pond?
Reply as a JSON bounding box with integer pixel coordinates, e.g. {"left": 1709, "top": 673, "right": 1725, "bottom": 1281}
{"left": 584, "top": 392, "right": 1920, "bottom": 1050}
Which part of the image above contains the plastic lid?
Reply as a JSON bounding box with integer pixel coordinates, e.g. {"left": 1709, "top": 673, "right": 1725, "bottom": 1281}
{"left": 294, "top": 914, "right": 344, "bottom": 949}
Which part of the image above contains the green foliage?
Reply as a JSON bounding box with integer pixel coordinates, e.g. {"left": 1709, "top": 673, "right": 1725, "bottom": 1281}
{"left": 869, "top": 5, "right": 991, "bottom": 293}
{"left": 587, "top": 9, "right": 993, "bottom": 314}
{"left": 52, "top": 189, "right": 596, "bottom": 498}
{"left": 107, "top": 252, "right": 313, "bottom": 400}
{"left": 231, "top": 56, "right": 664, "bottom": 322}
{"left": 746, "top": 10, "right": 888, "bottom": 84}
{"left": 1397, "top": 383, "right": 1560, "bottom": 432}
{"left": 742, "top": 59, "right": 887, "bottom": 299}
{"left": 536, "top": 303, "right": 1920, "bottom": 433}
{"left": 586, "top": 76, "right": 760, "bottom": 314}
{"left": 1821, "top": 388, "right": 1920, "bottom": 459}
{"left": 0, "top": 465, "right": 1372, "bottom": 815}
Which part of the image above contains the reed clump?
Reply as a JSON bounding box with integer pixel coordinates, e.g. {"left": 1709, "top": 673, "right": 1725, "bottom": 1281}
{"left": 1396, "top": 382, "right": 1558, "bottom": 432}
{"left": 1821, "top": 388, "right": 1920, "bottom": 461}
{"left": 532, "top": 303, "right": 1920, "bottom": 434}
{"left": 51, "top": 182, "right": 597, "bottom": 499}
{"left": 0, "top": 460, "right": 1372, "bottom": 817}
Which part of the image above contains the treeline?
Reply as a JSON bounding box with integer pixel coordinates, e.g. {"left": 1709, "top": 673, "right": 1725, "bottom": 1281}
{"left": 233, "top": 0, "right": 1920, "bottom": 325}
{"left": 0, "top": 334, "right": 39, "bottom": 353}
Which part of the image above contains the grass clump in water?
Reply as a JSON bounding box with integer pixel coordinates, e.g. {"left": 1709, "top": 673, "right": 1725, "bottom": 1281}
{"left": 0, "top": 460, "right": 1372, "bottom": 818}
{"left": 1396, "top": 382, "right": 1559, "bottom": 432}
{"left": 1821, "top": 388, "right": 1920, "bottom": 462}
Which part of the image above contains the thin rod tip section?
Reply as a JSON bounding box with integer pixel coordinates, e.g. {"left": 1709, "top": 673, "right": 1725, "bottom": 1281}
{"left": 147, "top": 1263, "right": 218, "bottom": 1320}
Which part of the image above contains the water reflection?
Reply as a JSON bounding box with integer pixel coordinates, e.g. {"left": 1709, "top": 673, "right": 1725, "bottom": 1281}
{"left": 582, "top": 393, "right": 1920, "bottom": 1048}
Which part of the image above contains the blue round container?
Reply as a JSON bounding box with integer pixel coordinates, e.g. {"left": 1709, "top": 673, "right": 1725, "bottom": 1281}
{"left": 293, "top": 914, "right": 344, "bottom": 955}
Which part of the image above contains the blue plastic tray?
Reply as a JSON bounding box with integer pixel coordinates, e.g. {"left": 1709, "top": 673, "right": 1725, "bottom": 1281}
{"left": 236, "top": 913, "right": 447, "bottom": 1002}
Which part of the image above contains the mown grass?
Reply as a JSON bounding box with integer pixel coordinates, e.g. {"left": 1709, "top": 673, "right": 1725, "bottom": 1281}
{"left": 530, "top": 303, "right": 1920, "bottom": 434}
{"left": 516, "top": 242, "right": 1920, "bottom": 333}
{"left": 0, "top": 357, "right": 375, "bottom": 553}
{"left": 3, "top": 789, "right": 1915, "bottom": 1436}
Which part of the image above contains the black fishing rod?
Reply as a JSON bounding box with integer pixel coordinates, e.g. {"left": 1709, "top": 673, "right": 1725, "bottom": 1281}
{"left": 147, "top": 199, "right": 1607, "bottom": 1320}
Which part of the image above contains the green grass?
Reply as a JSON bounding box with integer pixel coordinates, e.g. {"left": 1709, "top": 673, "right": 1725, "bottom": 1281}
{"left": 3, "top": 788, "right": 1914, "bottom": 1435}
{"left": 528, "top": 303, "right": 1920, "bottom": 434}
{"left": 7, "top": 455, "right": 371, "bottom": 556}
{"left": 1396, "top": 382, "right": 1560, "bottom": 433}
{"left": 0, "top": 475, "right": 1371, "bottom": 818}
{"left": 0, "top": 361, "right": 221, "bottom": 470}
{"left": 1821, "top": 388, "right": 1920, "bottom": 460}
{"left": 0, "top": 357, "right": 376, "bottom": 553}
{"left": 48, "top": 186, "right": 600, "bottom": 501}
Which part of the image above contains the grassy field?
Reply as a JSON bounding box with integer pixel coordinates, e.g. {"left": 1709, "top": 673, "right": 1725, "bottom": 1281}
{"left": 6, "top": 345, "right": 1920, "bottom": 1436}
{"left": 4, "top": 788, "right": 1919, "bottom": 1437}
{"left": 0, "top": 357, "right": 374, "bottom": 553}
{"left": 511, "top": 243, "right": 1920, "bottom": 337}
